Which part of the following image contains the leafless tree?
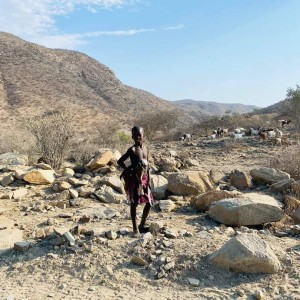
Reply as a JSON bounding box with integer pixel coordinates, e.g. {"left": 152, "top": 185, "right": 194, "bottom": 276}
{"left": 286, "top": 85, "right": 300, "bottom": 131}
{"left": 27, "top": 109, "right": 75, "bottom": 169}
{"left": 134, "top": 109, "right": 181, "bottom": 141}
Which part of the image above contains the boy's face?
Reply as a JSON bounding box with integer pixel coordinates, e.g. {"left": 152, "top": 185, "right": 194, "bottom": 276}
{"left": 132, "top": 129, "right": 144, "bottom": 145}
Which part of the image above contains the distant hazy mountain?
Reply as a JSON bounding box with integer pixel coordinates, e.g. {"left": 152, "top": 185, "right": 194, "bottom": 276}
{"left": 172, "top": 99, "right": 259, "bottom": 118}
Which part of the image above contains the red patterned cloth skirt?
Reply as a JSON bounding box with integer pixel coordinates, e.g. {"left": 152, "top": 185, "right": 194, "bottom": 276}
{"left": 128, "top": 174, "right": 154, "bottom": 205}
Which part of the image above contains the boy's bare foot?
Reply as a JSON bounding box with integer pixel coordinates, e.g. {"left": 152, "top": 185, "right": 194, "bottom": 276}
{"left": 132, "top": 230, "right": 140, "bottom": 238}
{"left": 138, "top": 225, "right": 149, "bottom": 234}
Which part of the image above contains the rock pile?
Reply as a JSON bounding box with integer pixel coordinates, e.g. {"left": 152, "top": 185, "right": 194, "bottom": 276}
{"left": 0, "top": 148, "right": 300, "bottom": 286}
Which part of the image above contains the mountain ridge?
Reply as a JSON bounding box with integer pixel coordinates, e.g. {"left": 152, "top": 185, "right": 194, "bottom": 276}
{"left": 0, "top": 31, "right": 287, "bottom": 137}
{"left": 172, "top": 99, "right": 259, "bottom": 118}
{"left": 0, "top": 31, "right": 183, "bottom": 132}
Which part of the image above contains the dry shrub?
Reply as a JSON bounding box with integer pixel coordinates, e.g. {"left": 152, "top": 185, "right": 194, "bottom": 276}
{"left": 69, "top": 140, "right": 99, "bottom": 166}
{"left": 134, "top": 109, "right": 182, "bottom": 142}
{"left": 68, "top": 125, "right": 132, "bottom": 166}
{"left": 94, "top": 120, "right": 131, "bottom": 151}
{"left": 269, "top": 215, "right": 294, "bottom": 231}
{"left": 0, "top": 117, "right": 36, "bottom": 155}
{"left": 284, "top": 195, "right": 300, "bottom": 217}
{"left": 269, "top": 145, "right": 300, "bottom": 179}
{"left": 27, "top": 110, "right": 75, "bottom": 169}
{"left": 95, "top": 120, "right": 120, "bottom": 148}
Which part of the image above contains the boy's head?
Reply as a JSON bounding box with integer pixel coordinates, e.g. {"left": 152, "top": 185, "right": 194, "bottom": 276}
{"left": 132, "top": 126, "right": 144, "bottom": 145}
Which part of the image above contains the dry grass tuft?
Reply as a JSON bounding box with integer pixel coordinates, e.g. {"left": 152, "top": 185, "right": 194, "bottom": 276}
{"left": 269, "top": 214, "right": 294, "bottom": 231}
{"left": 269, "top": 145, "right": 300, "bottom": 179}
{"left": 284, "top": 195, "right": 300, "bottom": 216}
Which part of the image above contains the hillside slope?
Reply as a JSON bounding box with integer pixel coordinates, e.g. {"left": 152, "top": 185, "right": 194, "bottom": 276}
{"left": 255, "top": 98, "right": 292, "bottom": 116}
{"left": 0, "top": 32, "right": 183, "bottom": 131}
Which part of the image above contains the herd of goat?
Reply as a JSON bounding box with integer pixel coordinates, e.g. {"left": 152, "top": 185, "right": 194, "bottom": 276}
{"left": 180, "top": 119, "right": 293, "bottom": 146}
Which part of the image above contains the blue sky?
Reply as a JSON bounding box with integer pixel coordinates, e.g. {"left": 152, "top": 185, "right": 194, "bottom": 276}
{"left": 1, "top": 0, "right": 300, "bottom": 107}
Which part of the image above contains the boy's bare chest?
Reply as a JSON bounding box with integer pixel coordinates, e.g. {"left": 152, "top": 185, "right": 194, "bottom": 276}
{"left": 132, "top": 146, "right": 147, "bottom": 159}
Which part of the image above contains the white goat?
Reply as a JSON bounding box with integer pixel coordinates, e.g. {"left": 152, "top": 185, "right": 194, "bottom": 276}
{"left": 250, "top": 128, "right": 259, "bottom": 136}
{"left": 231, "top": 133, "right": 244, "bottom": 141}
{"left": 222, "top": 128, "right": 229, "bottom": 135}
{"left": 210, "top": 134, "right": 217, "bottom": 140}
{"left": 234, "top": 128, "right": 246, "bottom": 134}
{"left": 267, "top": 131, "right": 276, "bottom": 139}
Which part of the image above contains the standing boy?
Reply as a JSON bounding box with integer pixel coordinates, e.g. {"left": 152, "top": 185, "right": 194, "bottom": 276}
{"left": 117, "top": 126, "right": 153, "bottom": 237}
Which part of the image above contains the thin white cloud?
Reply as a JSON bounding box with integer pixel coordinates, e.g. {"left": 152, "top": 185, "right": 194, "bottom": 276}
{"left": 85, "top": 28, "right": 155, "bottom": 37}
{"left": 164, "top": 24, "right": 185, "bottom": 31}
{"left": 0, "top": 0, "right": 183, "bottom": 49}
{"left": 0, "top": 0, "right": 138, "bottom": 36}
{"left": 30, "top": 28, "right": 155, "bottom": 49}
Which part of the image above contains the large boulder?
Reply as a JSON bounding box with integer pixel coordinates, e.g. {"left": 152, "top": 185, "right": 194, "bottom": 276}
{"left": 78, "top": 186, "right": 95, "bottom": 197}
{"left": 208, "top": 193, "right": 284, "bottom": 226}
{"left": 94, "top": 185, "right": 124, "bottom": 204}
{"left": 209, "top": 168, "right": 226, "bottom": 184}
{"left": 111, "top": 149, "right": 122, "bottom": 163}
{"left": 270, "top": 178, "right": 295, "bottom": 192}
{"left": 209, "top": 233, "right": 281, "bottom": 273}
{"left": 0, "top": 174, "right": 14, "bottom": 187}
{"left": 86, "top": 149, "right": 113, "bottom": 170}
{"left": 100, "top": 176, "right": 125, "bottom": 194}
{"left": 250, "top": 167, "right": 290, "bottom": 185}
{"left": 150, "top": 175, "right": 168, "bottom": 200}
{"left": 190, "top": 190, "right": 241, "bottom": 211}
{"left": 291, "top": 205, "right": 300, "bottom": 224}
{"left": 186, "top": 159, "right": 199, "bottom": 167}
{"left": 159, "top": 199, "right": 176, "bottom": 212}
{"left": 157, "top": 157, "right": 181, "bottom": 172}
{"left": 167, "top": 171, "right": 213, "bottom": 196}
{"left": 0, "top": 152, "right": 28, "bottom": 167}
{"left": 230, "top": 170, "right": 252, "bottom": 190}
{"left": 23, "top": 169, "right": 55, "bottom": 184}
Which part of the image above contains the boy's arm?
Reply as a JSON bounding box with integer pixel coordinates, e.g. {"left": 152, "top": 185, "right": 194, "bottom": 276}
{"left": 146, "top": 146, "right": 152, "bottom": 188}
{"left": 117, "top": 148, "right": 131, "bottom": 170}
{"left": 147, "top": 146, "right": 153, "bottom": 165}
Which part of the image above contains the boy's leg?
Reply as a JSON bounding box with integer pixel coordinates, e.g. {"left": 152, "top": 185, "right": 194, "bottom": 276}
{"left": 139, "top": 202, "right": 151, "bottom": 230}
{"left": 130, "top": 203, "right": 138, "bottom": 233}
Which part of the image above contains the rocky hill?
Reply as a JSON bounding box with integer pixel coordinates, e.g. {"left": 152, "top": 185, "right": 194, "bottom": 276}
{"left": 255, "top": 98, "right": 292, "bottom": 116}
{"left": 0, "top": 32, "right": 186, "bottom": 133}
{"left": 173, "top": 99, "right": 259, "bottom": 118}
